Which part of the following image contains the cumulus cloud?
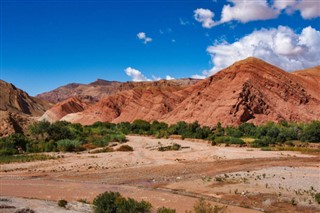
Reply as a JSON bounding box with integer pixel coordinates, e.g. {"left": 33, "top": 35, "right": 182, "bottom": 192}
{"left": 125, "top": 67, "right": 151, "bottom": 82}
{"left": 125, "top": 68, "right": 176, "bottom": 82}
{"left": 203, "top": 26, "right": 320, "bottom": 75}
{"left": 221, "top": 0, "right": 279, "bottom": 23}
{"left": 191, "top": 74, "right": 206, "bottom": 79}
{"left": 274, "top": 0, "right": 320, "bottom": 19}
{"left": 165, "top": 75, "right": 175, "bottom": 80}
{"left": 137, "top": 32, "right": 152, "bottom": 44}
{"left": 194, "top": 0, "right": 320, "bottom": 28}
{"left": 194, "top": 8, "right": 216, "bottom": 28}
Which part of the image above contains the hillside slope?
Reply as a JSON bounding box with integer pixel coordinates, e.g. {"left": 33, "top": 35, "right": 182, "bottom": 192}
{"left": 0, "top": 80, "right": 51, "bottom": 137}
{"left": 58, "top": 57, "right": 320, "bottom": 126}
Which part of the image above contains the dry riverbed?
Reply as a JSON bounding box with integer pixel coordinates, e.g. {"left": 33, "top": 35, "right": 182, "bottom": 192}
{"left": 0, "top": 135, "right": 319, "bottom": 213}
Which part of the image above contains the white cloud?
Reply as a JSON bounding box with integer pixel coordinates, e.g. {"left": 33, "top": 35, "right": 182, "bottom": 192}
{"left": 194, "top": 0, "right": 319, "bottom": 28}
{"left": 221, "top": 0, "right": 279, "bottom": 23}
{"left": 194, "top": 8, "right": 217, "bottom": 28}
{"left": 191, "top": 74, "right": 206, "bottom": 79}
{"left": 274, "top": 0, "right": 320, "bottom": 19}
{"left": 137, "top": 32, "right": 152, "bottom": 44}
{"left": 125, "top": 68, "right": 176, "bottom": 82}
{"left": 152, "top": 75, "right": 161, "bottom": 81}
{"left": 165, "top": 75, "right": 175, "bottom": 80}
{"left": 125, "top": 67, "right": 151, "bottom": 82}
{"left": 204, "top": 26, "right": 320, "bottom": 75}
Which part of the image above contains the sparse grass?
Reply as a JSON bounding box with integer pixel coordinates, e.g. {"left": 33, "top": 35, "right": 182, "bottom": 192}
{"left": 257, "top": 145, "right": 320, "bottom": 153}
{"left": 0, "top": 154, "right": 55, "bottom": 164}
{"left": 158, "top": 143, "right": 181, "bottom": 152}
{"left": 275, "top": 146, "right": 320, "bottom": 153}
{"left": 241, "top": 137, "right": 256, "bottom": 143}
{"left": 157, "top": 207, "right": 177, "bottom": 213}
{"left": 260, "top": 147, "right": 272, "bottom": 151}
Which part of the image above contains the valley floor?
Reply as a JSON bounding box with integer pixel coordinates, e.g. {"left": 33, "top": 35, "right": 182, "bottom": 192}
{"left": 0, "top": 136, "right": 319, "bottom": 213}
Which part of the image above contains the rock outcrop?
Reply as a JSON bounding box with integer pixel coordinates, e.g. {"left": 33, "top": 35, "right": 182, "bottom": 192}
{"left": 0, "top": 80, "right": 51, "bottom": 137}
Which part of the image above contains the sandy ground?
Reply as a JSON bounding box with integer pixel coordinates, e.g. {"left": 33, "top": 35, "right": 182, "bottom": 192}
{"left": 0, "top": 135, "right": 319, "bottom": 213}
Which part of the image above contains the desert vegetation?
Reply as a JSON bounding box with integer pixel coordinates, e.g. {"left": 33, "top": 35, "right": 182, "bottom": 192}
{"left": 0, "top": 120, "right": 319, "bottom": 162}
{"left": 92, "top": 191, "right": 225, "bottom": 213}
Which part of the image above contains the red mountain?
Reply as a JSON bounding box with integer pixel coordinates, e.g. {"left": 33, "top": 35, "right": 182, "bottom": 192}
{"left": 53, "top": 57, "right": 320, "bottom": 126}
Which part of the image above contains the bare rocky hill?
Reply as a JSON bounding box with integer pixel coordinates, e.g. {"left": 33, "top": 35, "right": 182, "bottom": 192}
{"left": 56, "top": 57, "right": 320, "bottom": 126}
{"left": 36, "top": 78, "right": 199, "bottom": 103}
{"left": 0, "top": 80, "right": 51, "bottom": 137}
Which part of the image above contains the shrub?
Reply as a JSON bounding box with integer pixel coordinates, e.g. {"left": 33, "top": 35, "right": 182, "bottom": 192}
{"left": 116, "top": 145, "right": 134, "bottom": 152}
{"left": 93, "top": 136, "right": 111, "bottom": 147}
{"left": 110, "top": 133, "right": 127, "bottom": 143}
{"left": 157, "top": 207, "right": 176, "bottom": 213}
{"left": 56, "top": 139, "right": 83, "bottom": 152}
{"left": 93, "top": 191, "right": 152, "bottom": 213}
{"left": 300, "top": 121, "right": 320, "bottom": 142}
{"left": 0, "top": 149, "right": 18, "bottom": 156}
{"left": 315, "top": 193, "right": 320, "bottom": 204}
{"left": 214, "top": 136, "right": 245, "bottom": 145}
{"left": 158, "top": 143, "right": 181, "bottom": 152}
{"left": 189, "top": 198, "right": 214, "bottom": 213}
{"left": 58, "top": 199, "right": 68, "bottom": 208}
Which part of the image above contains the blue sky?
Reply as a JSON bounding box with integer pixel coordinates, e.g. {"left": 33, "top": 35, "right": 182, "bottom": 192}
{"left": 1, "top": 0, "right": 319, "bottom": 96}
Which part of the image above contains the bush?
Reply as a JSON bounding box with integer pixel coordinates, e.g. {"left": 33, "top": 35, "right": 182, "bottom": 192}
{"left": 56, "top": 139, "right": 83, "bottom": 152}
{"left": 157, "top": 207, "right": 176, "bottom": 213}
{"left": 251, "top": 136, "right": 276, "bottom": 147}
{"left": 116, "top": 145, "right": 134, "bottom": 152}
{"left": 58, "top": 199, "right": 68, "bottom": 208}
{"left": 158, "top": 143, "right": 181, "bottom": 152}
{"left": 188, "top": 198, "right": 214, "bottom": 213}
{"left": 93, "top": 136, "right": 111, "bottom": 147}
{"left": 93, "top": 191, "right": 152, "bottom": 213}
{"left": 300, "top": 121, "right": 320, "bottom": 142}
{"left": 214, "top": 136, "right": 245, "bottom": 145}
{"left": 110, "top": 133, "right": 127, "bottom": 143}
{"left": 315, "top": 193, "right": 320, "bottom": 204}
{"left": 0, "top": 149, "right": 18, "bottom": 156}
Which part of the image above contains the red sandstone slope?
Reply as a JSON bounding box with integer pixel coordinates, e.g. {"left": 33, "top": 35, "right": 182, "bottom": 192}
{"left": 162, "top": 57, "right": 320, "bottom": 126}
{"left": 293, "top": 66, "right": 320, "bottom": 76}
{"left": 40, "top": 97, "right": 89, "bottom": 122}
{"left": 37, "top": 78, "right": 199, "bottom": 103}
{"left": 61, "top": 57, "right": 320, "bottom": 126}
{"left": 42, "top": 79, "right": 199, "bottom": 123}
{"left": 61, "top": 84, "right": 189, "bottom": 124}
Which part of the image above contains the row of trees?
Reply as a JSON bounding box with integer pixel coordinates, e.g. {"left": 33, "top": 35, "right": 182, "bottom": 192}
{"left": 0, "top": 119, "right": 319, "bottom": 155}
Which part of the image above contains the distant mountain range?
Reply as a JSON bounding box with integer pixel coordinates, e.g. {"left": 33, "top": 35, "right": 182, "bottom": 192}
{"left": 1, "top": 57, "right": 320, "bottom": 136}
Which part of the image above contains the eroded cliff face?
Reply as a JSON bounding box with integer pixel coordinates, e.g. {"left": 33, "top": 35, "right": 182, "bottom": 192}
{"left": 0, "top": 80, "right": 51, "bottom": 137}
{"left": 0, "top": 80, "right": 50, "bottom": 116}
{"left": 40, "top": 97, "right": 89, "bottom": 122}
